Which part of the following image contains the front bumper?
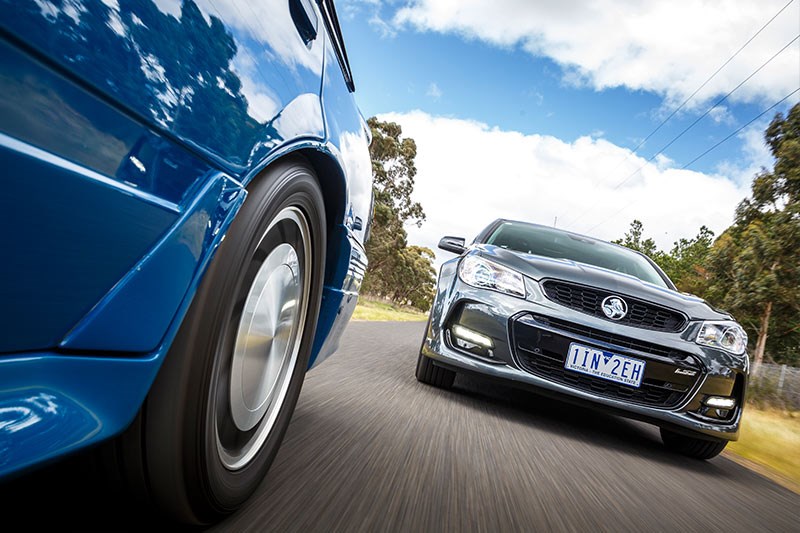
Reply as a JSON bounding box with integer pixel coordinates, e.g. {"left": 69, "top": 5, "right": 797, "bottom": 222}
{"left": 422, "top": 265, "right": 748, "bottom": 441}
{"left": 0, "top": 349, "right": 164, "bottom": 480}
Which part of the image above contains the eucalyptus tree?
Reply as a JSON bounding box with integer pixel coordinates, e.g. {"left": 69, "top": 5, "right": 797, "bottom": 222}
{"left": 707, "top": 103, "right": 800, "bottom": 368}
{"left": 362, "top": 118, "right": 435, "bottom": 311}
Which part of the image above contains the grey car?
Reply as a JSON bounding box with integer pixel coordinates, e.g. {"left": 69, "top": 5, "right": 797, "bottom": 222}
{"left": 418, "top": 219, "right": 749, "bottom": 459}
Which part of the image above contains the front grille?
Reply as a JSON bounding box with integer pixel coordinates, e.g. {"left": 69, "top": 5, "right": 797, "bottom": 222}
{"left": 541, "top": 280, "right": 687, "bottom": 332}
{"left": 512, "top": 315, "right": 700, "bottom": 409}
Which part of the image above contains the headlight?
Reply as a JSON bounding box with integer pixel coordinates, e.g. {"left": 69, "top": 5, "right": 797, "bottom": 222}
{"left": 458, "top": 255, "right": 526, "bottom": 298}
{"left": 696, "top": 321, "right": 748, "bottom": 355}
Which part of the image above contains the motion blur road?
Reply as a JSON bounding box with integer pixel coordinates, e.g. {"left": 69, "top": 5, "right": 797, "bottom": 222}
{"left": 4, "top": 321, "right": 799, "bottom": 531}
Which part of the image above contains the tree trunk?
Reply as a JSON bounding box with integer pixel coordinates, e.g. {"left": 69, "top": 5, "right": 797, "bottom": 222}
{"left": 752, "top": 300, "right": 772, "bottom": 376}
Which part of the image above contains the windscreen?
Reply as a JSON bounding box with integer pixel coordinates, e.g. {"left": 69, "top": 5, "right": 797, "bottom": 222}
{"left": 485, "top": 222, "right": 670, "bottom": 288}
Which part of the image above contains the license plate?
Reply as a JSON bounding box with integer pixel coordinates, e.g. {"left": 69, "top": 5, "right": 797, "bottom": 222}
{"left": 565, "top": 343, "right": 645, "bottom": 388}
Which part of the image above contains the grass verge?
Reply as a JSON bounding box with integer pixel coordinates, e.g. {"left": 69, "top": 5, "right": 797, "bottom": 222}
{"left": 725, "top": 407, "right": 800, "bottom": 494}
{"left": 352, "top": 297, "right": 428, "bottom": 322}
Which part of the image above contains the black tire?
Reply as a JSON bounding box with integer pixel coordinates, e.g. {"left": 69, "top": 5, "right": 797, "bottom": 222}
{"left": 660, "top": 427, "right": 728, "bottom": 460}
{"left": 416, "top": 353, "right": 456, "bottom": 389}
{"left": 108, "top": 156, "right": 327, "bottom": 525}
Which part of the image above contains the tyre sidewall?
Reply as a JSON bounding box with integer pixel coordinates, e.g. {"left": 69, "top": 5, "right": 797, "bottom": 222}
{"left": 144, "top": 157, "right": 326, "bottom": 524}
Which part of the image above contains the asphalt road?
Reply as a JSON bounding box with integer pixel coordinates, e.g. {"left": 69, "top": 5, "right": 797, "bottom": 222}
{"left": 4, "top": 321, "right": 799, "bottom": 532}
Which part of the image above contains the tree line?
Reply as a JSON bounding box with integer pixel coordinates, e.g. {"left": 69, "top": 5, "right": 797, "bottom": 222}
{"left": 361, "top": 117, "right": 436, "bottom": 312}
{"left": 362, "top": 103, "right": 799, "bottom": 366}
{"left": 614, "top": 103, "right": 800, "bottom": 367}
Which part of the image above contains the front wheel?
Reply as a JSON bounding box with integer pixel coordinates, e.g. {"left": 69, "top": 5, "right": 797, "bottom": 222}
{"left": 108, "top": 156, "right": 327, "bottom": 525}
{"left": 416, "top": 353, "right": 456, "bottom": 389}
{"left": 660, "top": 427, "right": 728, "bottom": 460}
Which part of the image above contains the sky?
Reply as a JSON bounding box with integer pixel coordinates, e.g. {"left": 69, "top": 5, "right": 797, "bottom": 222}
{"left": 338, "top": 0, "right": 800, "bottom": 271}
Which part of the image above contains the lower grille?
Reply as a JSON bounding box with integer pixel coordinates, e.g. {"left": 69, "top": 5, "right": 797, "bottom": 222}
{"left": 512, "top": 315, "right": 700, "bottom": 409}
{"left": 529, "top": 315, "right": 690, "bottom": 359}
{"left": 516, "top": 344, "right": 686, "bottom": 407}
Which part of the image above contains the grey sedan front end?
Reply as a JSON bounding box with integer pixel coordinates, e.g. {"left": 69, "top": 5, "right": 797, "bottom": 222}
{"left": 418, "top": 220, "right": 749, "bottom": 460}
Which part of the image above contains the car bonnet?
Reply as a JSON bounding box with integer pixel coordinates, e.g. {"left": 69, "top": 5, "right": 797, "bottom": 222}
{"left": 471, "top": 245, "right": 732, "bottom": 322}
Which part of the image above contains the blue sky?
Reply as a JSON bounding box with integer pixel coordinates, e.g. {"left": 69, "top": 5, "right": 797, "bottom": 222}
{"left": 337, "top": 0, "right": 799, "bottom": 269}
{"left": 343, "top": 12, "right": 760, "bottom": 174}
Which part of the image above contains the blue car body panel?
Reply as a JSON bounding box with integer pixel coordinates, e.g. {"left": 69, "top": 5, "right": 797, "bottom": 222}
{"left": 0, "top": 0, "right": 371, "bottom": 479}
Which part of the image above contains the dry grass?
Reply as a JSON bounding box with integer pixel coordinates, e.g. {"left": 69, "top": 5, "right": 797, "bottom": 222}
{"left": 351, "top": 296, "right": 428, "bottom": 322}
{"left": 726, "top": 407, "right": 800, "bottom": 493}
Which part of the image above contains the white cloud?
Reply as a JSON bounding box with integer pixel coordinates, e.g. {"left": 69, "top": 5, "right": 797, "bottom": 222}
{"left": 708, "top": 106, "right": 736, "bottom": 125}
{"left": 369, "top": 12, "right": 398, "bottom": 38}
{"left": 273, "top": 93, "right": 323, "bottom": 138}
{"left": 393, "top": 0, "right": 799, "bottom": 107}
{"left": 343, "top": 0, "right": 396, "bottom": 36}
{"left": 33, "top": 0, "right": 85, "bottom": 24}
{"left": 379, "top": 110, "right": 754, "bottom": 272}
{"left": 232, "top": 51, "right": 281, "bottom": 124}
{"left": 151, "top": 0, "right": 182, "bottom": 19}
{"left": 195, "top": 0, "right": 323, "bottom": 74}
{"left": 426, "top": 82, "right": 443, "bottom": 100}
{"left": 715, "top": 119, "right": 774, "bottom": 185}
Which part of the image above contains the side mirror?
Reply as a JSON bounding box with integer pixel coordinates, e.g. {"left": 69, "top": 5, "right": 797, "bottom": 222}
{"left": 438, "top": 236, "right": 466, "bottom": 254}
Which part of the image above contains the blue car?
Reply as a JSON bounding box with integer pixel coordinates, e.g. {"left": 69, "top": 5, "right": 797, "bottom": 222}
{"left": 0, "top": 0, "right": 371, "bottom": 524}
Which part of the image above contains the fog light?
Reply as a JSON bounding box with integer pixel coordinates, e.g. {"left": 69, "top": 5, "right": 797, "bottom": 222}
{"left": 451, "top": 324, "right": 493, "bottom": 348}
{"left": 704, "top": 396, "right": 736, "bottom": 409}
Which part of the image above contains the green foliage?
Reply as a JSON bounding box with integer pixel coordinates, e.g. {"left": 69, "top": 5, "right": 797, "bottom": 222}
{"left": 612, "top": 219, "right": 663, "bottom": 260}
{"left": 391, "top": 246, "right": 437, "bottom": 311}
{"left": 362, "top": 118, "right": 435, "bottom": 311}
{"left": 614, "top": 103, "right": 800, "bottom": 366}
{"left": 706, "top": 103, "right": 800, "bottom": 366}
{"left": 367, "top": 117, "right": 425, "bottom": 227}
{"left": 362, "top": 201, "right": 406, "bottom": 280}
{"left": 661, "top": 225, "right": 715, "bottom": 296}
{"left": 614, "top": 220, "right": 714, "bottom": 295}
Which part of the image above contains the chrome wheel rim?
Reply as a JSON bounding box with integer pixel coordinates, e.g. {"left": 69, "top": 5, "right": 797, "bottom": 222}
{"left": 216, "top": 206, "right": 312, "bottom": 470}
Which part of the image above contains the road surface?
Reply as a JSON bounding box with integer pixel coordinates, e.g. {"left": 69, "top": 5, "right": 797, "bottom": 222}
{"left": 3, "top": 321, "right": 799, "bottom": 532}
